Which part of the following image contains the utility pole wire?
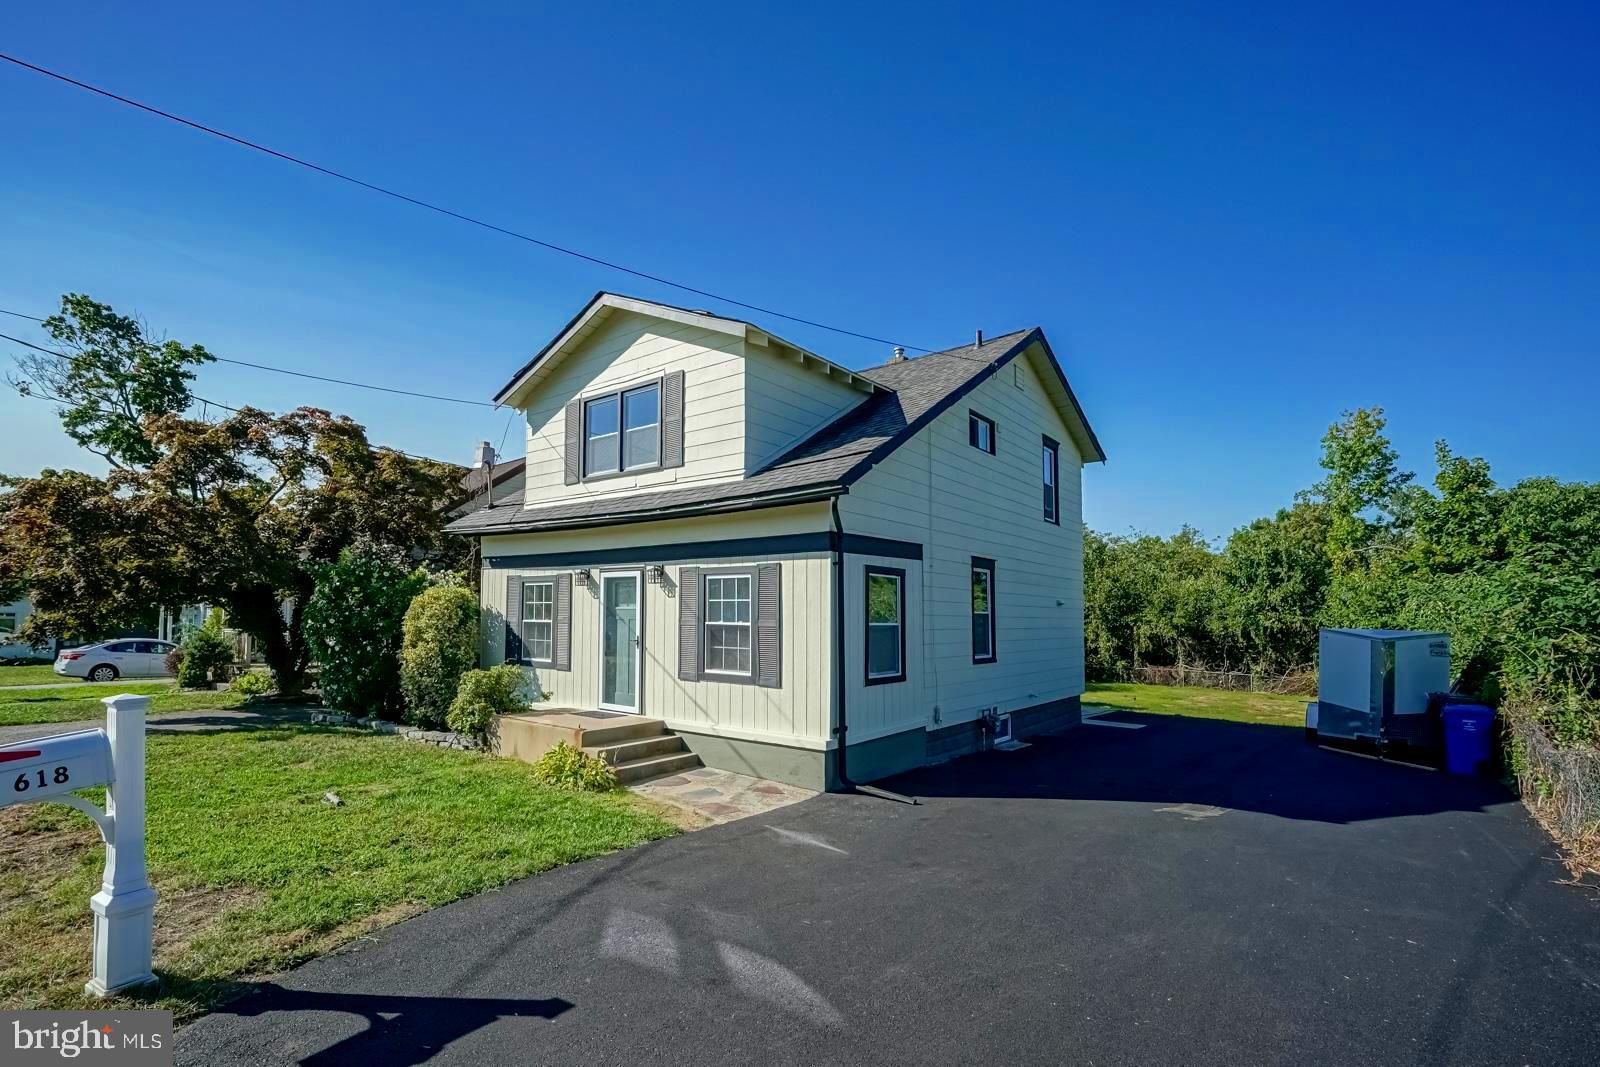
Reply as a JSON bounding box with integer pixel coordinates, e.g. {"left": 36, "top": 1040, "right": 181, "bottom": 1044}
{"left": 0, "top": 51, "right": 935, "bottom": 353}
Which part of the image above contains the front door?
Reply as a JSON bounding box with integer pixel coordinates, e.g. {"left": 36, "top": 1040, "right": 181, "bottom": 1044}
{"left": 599, "top": 571, "right": 642, "bottom": 713}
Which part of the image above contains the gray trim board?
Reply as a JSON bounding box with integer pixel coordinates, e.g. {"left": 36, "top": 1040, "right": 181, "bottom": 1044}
{"left": 485, "top": 532, "right": 922, "bottom": 570}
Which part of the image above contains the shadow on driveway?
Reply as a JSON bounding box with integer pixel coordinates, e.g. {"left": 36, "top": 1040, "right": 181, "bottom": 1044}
{"left": 882, "top": 710, "right": 1515, "bottom": 827}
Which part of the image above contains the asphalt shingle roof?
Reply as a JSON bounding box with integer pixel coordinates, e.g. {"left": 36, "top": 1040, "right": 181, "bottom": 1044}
{"left": 446, "top": 329, "right": 1039, "bottom": 535}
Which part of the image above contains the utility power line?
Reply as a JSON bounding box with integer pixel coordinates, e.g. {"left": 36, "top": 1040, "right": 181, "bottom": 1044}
{"left": 0, "top": 51, "right": 935, "bottom": 353}
{"left": 0, "top": 307, "right": 493, "bottom": 407}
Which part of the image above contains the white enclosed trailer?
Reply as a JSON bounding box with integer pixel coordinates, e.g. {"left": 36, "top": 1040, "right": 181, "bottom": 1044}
{"left": 1316, "top": 628, "right": 1451, "bottom": 748}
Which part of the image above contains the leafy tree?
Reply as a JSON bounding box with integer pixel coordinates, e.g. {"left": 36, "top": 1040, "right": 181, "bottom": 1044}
{"left": 303, "top": 549, "right": 428, "bottom": 718}
{"left": 7, "top": 294, "right": 214, "bottom": 469}
{"left": 1304, "top": 407, "right": 1412, "bottom": 572}
{"left": 1, "top": 297, "right": 466, "bottom": 691}
{"left": 1215, "top": 502, "right": 1331, "bottom": 672}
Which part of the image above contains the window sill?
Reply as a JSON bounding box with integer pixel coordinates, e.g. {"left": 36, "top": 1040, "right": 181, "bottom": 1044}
{"left": 865, "top": 673, "right": 907, "bottom": 687}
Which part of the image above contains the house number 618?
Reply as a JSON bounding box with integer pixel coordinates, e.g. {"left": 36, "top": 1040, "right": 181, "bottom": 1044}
{"left": 13, "top": 766, "right": 70, "bottom": 791}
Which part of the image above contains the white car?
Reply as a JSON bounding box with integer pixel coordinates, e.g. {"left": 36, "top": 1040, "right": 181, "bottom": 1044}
{"left": 54, "top": 639, "right": 178, "bottom": 682}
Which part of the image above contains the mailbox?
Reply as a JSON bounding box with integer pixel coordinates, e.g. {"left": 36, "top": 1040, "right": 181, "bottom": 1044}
{"left": 0, "top": 728, "right": 114, "bottom": 810}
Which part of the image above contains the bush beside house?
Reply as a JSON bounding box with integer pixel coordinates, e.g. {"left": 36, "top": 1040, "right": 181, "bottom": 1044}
{"left": 400, "top": 584, "right": 479, "bottom": 729}
{"left": 303, "top": 550, "right": 428, "bottom": 720}
{"left": 447, "top": 664, "right": 531, "bottom": 742}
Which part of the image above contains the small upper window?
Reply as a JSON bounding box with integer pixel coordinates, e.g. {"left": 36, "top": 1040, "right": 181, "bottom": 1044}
{"left": 704, "top": 573, "right": 753, "bottom": 676}
{"left": 968, "top": 412, "right": 995, "bottom": 455}
{"left": 865, "top": 567, "right": 906, "bottom": 684}
{"left": 1042, "top": 436, "right": 1060, "bottom": 524}
{"left": 521, "top": 580, "right": 555, "bottom": 665}
{"left": 585, "top": 382, "right": 661, "bottom": 477}
{"left": 971, "top": 558, "right": 996, "bottom": 663}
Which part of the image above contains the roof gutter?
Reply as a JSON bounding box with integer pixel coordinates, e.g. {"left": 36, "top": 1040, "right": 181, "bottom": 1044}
{"left": 444, "top": 482, "right": 846, "bottom": 537}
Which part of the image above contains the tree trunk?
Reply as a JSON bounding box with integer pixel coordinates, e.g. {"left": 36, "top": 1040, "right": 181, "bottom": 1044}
{"left": 224, "top": 584, "right": 309, "bottom": 695}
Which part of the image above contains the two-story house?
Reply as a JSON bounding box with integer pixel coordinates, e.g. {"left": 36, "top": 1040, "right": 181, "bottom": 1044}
{"left": 445, "top": 293, "right": 1105, "bottom": 791}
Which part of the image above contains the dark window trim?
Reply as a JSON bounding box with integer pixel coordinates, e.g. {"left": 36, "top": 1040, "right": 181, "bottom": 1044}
{"left": 968, "top": 410, "right": 996, "bottom": 455}
{"left": 519, "top": 577, "right": 557, "bottom": 667}
{"left": 486, "top": 532, "right": 922, "bottom": 570}
{"left": 699, "top": 565, "right": 759, "bottom": 685}
{"left": 863, "top": 565, "right": 908, "bottom": 686}
{"left": 1042, "top": 434, "right": 1061, "bottom": 525}
{"left": 971, "top": 555, "right": 997, "bottom": 665}
{"left": 582, "top": 376, "right": 664, "bottom": 480}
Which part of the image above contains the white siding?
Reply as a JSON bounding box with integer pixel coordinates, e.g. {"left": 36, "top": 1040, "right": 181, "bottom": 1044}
{"left": 742, "top": 340, "right": 865, "bottom": 472}
{"left": 838, "top": 345, "right": 1086, "bottom": 734}
{"left": 522, "top": 310, "right": 748, "bottom": 506}
{"left": 480, "top": 504, "right": 834, "bottom": 748}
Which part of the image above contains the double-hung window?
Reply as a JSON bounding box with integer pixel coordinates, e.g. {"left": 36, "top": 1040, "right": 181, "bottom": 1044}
{"left": 704, "top": 573, "right": 753, "bottom": 677}
{"left": 865, "top": 566, "right": 906, "bottom": 685}
{"left": 521, "top": 580, "right": 555, "bottom": 665}
{"left": 584, "top": 381, "right": 661, "bottom": 477}
{"left": 1042, "top": 435, "right": 1060, "bottom": 524}
{"left": 969, "top": 412, "right": 995, "bottom": 455}
{"left": 971, "top": 557, "right": 996, "bottom": 663}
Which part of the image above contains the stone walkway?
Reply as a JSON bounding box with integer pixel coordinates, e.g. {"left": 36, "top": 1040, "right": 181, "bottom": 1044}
{"left": 629, "top": 765, "right": 815, "bottom": 825}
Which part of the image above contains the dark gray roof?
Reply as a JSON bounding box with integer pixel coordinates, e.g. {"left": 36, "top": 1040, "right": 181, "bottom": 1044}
{"left": 447, "top": 327, "right": 1090, "bottom": 536}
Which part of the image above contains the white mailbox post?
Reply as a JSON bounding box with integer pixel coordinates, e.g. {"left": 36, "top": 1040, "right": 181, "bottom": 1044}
{"left": 0, "top": 693, "right": 158, "bottom": 995}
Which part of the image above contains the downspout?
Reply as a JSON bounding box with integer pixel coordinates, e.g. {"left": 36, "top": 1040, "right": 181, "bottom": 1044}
{"left": 830, "top": 498, "right": 850, "bottom": 789}
{"left": 831, "top": 496, "right": 918, "bottom": 804}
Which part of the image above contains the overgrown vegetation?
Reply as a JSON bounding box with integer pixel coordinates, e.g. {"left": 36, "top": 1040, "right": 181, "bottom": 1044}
{"left": 401, "top": 584, "right": 479, "bottom": 729}
{"left": 1087, "top": 407, "right": 1600, "bottom": 719}
{"left": 532, "top": 742, "right": 618, "bottom": 792}
{"left": 0, "top": 726, "right": 676, "bottom": 1016}
{"left": 447, "top": 664, "right": 531, "bottom": 741}
{"left": 229, "top": 671, "right": 273, "bottom": 698}
{"left": 303, "top": 550, "right": 428, "bottom": 719}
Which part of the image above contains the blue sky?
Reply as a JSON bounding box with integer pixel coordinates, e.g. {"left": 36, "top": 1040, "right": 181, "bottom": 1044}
{"left": 2, "top": 2, "right": 1595, "bottom": 540}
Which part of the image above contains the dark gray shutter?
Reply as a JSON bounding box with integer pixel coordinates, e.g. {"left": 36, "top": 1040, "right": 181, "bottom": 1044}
{"left": 677, "top": 566, "right": 701, "bottom": 680}
{"left": 563, "top": 398, "right": 582, "bottom": 485}
{"left": 755, "top": 562, "right": 781, "bottom": 689}
{"left": 553, "top": 572, "right": 572, "bottom": 671}
{"left": 504, "top": 575, "right": 523, "bottom": 664}
{"left": 661, "top": 370, "right": 685, "bottom": 469}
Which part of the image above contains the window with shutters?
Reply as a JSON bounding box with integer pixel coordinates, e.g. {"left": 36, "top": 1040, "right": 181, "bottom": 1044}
{"left": 864, "top": 566, "right": 906, "bottom": 685}
{"left": 703, "top": 572, "right": 754, "bottom": 677}
{"left": 971, "top": 557, "right": 996, "bottom": 663}
{"left": 584, "top": 381, "right": 661, "bottom": 477}
{"left": 521, "top": 580, "right": 555, "bottom": 665}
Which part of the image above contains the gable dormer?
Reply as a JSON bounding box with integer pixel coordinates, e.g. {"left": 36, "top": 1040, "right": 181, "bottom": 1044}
{"left": 494, "top": 294, "right": 885, "bottom": 508}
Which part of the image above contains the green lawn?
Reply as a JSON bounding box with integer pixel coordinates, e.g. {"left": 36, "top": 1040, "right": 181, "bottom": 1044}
{"left": 0, "top": 725, "right": 678, "bottom": 1018}
{"left": 0, "top": 683, "right": 247, "bottom": 728}
{"left": 0, "top": 663, "right": 72, "bottom": 688}
{"left": 1084, "top": 682, "right": 1309, "bottom": 727}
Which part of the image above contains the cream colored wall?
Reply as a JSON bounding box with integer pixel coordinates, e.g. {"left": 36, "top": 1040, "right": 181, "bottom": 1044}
{"left": 521, "top": 310, "right": 748, "bottom": 506}
{"left": 479, "top": 504, "right": 835, "bottom": 748}
{"left": 837, "top": 344, "right": 1086, "bottom": 736}
{"left": 742, "top": 341, "right": 865, "bottom": 473}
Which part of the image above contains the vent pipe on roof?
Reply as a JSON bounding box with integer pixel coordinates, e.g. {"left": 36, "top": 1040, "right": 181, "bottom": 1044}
{"left": 889, "top": 346, "right": 907, "bottom": 363}
{"left": 975, "top": 329, "right": 984, "bottom": 348}
{"left": 473, "top": 441, "right": 496, "bottom": 469}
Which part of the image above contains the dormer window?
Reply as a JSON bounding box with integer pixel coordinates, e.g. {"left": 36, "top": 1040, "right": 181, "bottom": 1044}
{"left": 584, "top": 382, "right": 661, "bottom": 477}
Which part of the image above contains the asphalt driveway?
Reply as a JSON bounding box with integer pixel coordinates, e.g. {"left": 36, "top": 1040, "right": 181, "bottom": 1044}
{"left": 177, "top": 711, "right": 1600, "bottom": 1066}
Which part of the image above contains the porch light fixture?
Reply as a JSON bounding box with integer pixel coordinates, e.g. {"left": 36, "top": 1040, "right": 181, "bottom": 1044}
{"left": 647, "top": 565, "right": 666, "bottom": 585}
{"left": 573, "top": 567, "right": 592, "bottom": 583}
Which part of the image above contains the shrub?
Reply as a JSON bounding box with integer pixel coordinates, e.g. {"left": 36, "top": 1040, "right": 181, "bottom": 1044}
{"left": 532, "top": 742, "right": 617, "bottom": 792}
{"left": 303, "top": 549, "right": 428, "bottom": 719}
{"left": 164, "top": 644, "right": 184, "bottom": 676}
{"left": 231, "top": 671, "right": 274, "bottom": 697}
{"left": 400, "top": 584, "right": 480, "bottom": 729}
{"left": 177, "top": 614, "right": 233, "bottom": 688}
{"left": 446, "top": 664, "right": 530, "bottom": 741}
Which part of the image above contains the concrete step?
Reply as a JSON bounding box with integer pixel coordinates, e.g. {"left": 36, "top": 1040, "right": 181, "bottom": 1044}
{"left": 611, "top": 750, "right": 702, "bottom": 785}
{"left": 584, "top": 734, "right": 686, "bottom": 766}
{"left": 580, "top": 718, "right": 666, "bottom": 748}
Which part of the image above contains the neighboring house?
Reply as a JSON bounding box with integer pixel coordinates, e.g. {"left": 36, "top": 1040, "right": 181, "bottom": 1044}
{"left": 1, "top": 597, "right": 51, "bottom": 660}
{"left": 445, "top": 293, "right": 1105, "bottom": 790}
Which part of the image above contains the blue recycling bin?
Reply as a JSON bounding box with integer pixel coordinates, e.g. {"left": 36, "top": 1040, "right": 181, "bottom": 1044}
{"left": 1441, "top": 703, "right": 1496, "bottom": 776}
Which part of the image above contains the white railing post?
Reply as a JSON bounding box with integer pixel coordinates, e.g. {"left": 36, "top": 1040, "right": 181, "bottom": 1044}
{"left": 85, "top": 693, "right": 159, "bottom": 996}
